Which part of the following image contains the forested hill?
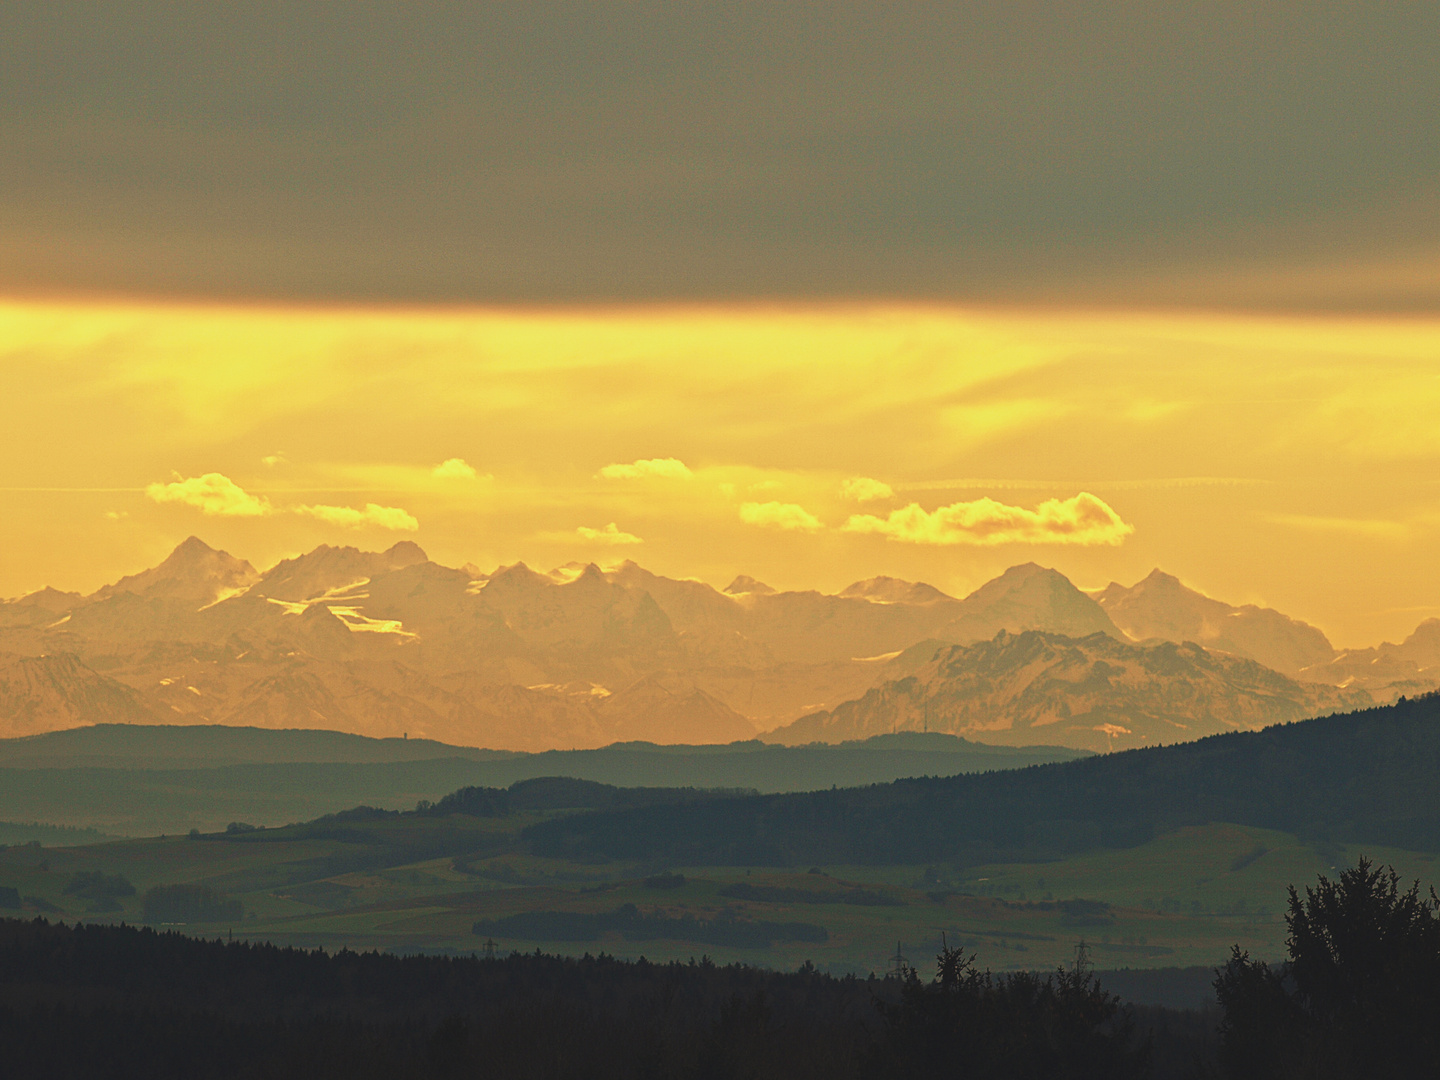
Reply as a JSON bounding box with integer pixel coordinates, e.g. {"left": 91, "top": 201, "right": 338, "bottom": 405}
{"left": 525, "top": 694, "right": 1440, "bottom": 867}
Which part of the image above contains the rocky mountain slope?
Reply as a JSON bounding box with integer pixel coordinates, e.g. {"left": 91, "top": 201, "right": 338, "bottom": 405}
{"left": 0, "top": 653, "right": 157, "bottom": 738}
{"left": 773, "top": 630, "right": 1370, "bottom": 753}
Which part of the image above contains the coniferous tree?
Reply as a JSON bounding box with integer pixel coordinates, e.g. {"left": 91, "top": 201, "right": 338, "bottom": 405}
{"left": 873, "top": 938, "right": 1149, "bottom": 1079}
{"left": 1215, "top": 858, "right": 1440, "bottom": 1079}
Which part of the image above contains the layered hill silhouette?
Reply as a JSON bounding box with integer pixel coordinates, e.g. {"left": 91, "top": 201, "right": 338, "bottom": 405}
{"left": 527, "top": 693, "right": 1440, "bottom": 866}
{"left": 0, "top": 724, "right": 1087, "bottom": 833}
{"left": 0, "top": 539, "right": 1431, "bottom": 751}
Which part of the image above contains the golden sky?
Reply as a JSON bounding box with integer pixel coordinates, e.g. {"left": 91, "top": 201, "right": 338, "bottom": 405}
{"left": 3, "top": 298, "right": 1440, "bottom": 648}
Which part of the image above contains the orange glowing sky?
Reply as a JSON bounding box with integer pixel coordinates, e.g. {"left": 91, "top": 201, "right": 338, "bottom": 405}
{"left": 6, "top": 7, "right": 1440, "bottom": 649}
{"left": 4, "top": 298, "right": 1440, "bottom": 648}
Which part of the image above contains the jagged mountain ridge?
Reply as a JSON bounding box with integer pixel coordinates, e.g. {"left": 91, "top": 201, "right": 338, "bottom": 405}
{"left": 770, "top": 630, "right": 1371, "bottom": 753}
{"left": 0, "top": 538, "right": 1423, "bottom": 749}
{"left": 1297, "top": 617, "right": 1440, "bottom": 697}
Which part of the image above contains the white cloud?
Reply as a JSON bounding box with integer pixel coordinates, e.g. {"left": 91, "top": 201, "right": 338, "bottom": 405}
{"left": 575, "top": 522, "right": 643, "bottom": 545}
{"left": 597, "top": 457, "right": 693, "bottom": 480}
{"left": 262, "top": 452, "right": 288, "bottom": 467}
{"left": 842, "top": 492, "right": 1133, "bottom": 546}
{"left": 841, "top": 476, "right": 894, "bottom": 502}
{"left": 297, "top": 503, "right": 420, "bottom": 531}
{"left": 432, "top": 457, "right": 478, "bottom": 479}
{"left": 149, "top": 469, "right": 420, "bottom": 530}
{"left": 146, "top": 473, "right": 272, "bottom": 517}
{"left": 739, "top": 501, "right": 824, "bottom": 533}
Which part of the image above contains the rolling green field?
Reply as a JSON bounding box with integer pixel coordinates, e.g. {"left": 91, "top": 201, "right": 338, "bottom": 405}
{"left": 5, "top": 801, "right": 1434, "bottom": 978}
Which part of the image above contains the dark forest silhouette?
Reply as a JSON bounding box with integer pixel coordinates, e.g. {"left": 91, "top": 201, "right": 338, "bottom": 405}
{"left": 0, "top": 915, "right": 1176, "bottom": 1079}
{"left": 5, "top": 857, "right": 1437, "bottom": 1077}
{"left": 1216, "top": 858, "right": 1440, "bottom": 1079}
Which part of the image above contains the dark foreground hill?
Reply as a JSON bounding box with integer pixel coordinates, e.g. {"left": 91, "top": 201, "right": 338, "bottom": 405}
{"left": 527, "top": 694, "right": 1440, "bottom": 867}
{"left": 0, "top": 918, "right": 1205, "bottom": 1080}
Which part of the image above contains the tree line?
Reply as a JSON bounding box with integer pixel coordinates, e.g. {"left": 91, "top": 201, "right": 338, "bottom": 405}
{"left": 3, "top": 856, "right": 1435, "bottom": 1077}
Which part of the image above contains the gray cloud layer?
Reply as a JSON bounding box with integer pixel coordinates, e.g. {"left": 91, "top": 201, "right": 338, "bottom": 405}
{"left": 2, "top": 2, "right": 1437, "bottom": 306}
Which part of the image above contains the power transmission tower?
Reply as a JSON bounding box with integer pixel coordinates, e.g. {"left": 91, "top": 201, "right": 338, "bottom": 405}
{"left": 888, "top": 940, "right": 911, "bottom": 978}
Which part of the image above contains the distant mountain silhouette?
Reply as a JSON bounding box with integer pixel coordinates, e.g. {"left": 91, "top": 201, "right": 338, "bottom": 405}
{"left": 95, "top": 535, "right": 259, "bottom": 606}
{"left": 773, "top": 629, "right": 1367, "bottom": 752}
{"left": 0, "top": 540, "right": 1423, "bottom": 750}
{"left": 248, "top": 540, "right": 427, "bottom": 601}
{"left": 1092, "top": 568, "right": 1334, "bottom": 674}
{"left": 0, "top": 653, "right": 156, "bottom": 738}
{"left": 723, "top": 574, "right": 774, "bottom": 596}
{"left": 1297, "top": 620, "right": 1440, "bottom": 697}
{"left": 941, "top": 563, "right": 1122, "bottom": 643}
{"left": 839, "top": 576, "right": 953, "bottom": 604}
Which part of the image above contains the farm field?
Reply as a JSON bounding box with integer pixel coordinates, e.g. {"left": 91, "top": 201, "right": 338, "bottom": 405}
{"left": 6, "top": 804, "right": 1435, "bottom": 977}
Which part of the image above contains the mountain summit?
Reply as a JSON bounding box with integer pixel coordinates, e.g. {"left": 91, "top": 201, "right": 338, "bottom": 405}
{"left": 941, "top": 563, "right": 1122, "bottom": 643}
{"left": 840, "top": 577, "right": 952, "bottom": 604}
{"left": 1092, "top": 569, "right": 1334, "bottom": 674}
{"left": 250, "top": 541, "right": 428, "bottom": 601}
{"left": 94, "top": 536, "right": 259, "bottom": 608}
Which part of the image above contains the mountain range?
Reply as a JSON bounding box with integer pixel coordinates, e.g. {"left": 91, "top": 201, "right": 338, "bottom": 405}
{"left": 0, "top": 538, "right": 1432, "bottom": 752}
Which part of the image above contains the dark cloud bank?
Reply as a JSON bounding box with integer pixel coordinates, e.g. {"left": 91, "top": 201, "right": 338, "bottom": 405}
{"left": 2, "top": 2, "right": 1437, "bottom": 307}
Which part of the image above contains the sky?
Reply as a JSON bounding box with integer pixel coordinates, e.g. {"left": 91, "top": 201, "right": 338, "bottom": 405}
{"left": 2, "top": 4, "right": 1439, "bottom": 648}
{"left": 3, "top": 2, "right": 1438, "bottom": 307}
{"left": 4, "top": 299, "right": 1440, "bottom": 649}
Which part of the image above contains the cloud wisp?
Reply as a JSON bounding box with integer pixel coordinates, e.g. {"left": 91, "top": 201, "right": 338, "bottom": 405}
{"left": 145, "top": 473, "right": 272, "bottom": 517}
{"left": 296, "top": 503, "right": 420, "bottom": 531}
{"left": 575, "top": 523, "right": 643, "bottom": 545}
{"left": 432, "top": 458, "right": 479, "bottom": 479}
{"left": 597, "top": 458, "right": 693, "bottom": 481}
{"left": 841, "top": 476, "right": 894, "bottom": 502}
{"left": 739, "top": 501, "right": 824, "bottom": 533}
{"left": 843, "top": 492, "right": 1133, "bottom": 547}
{"left": 148, "top": 473, "right": 418, "bottom": 531}
{"left": 1265, "top": 513, "right": 1409, "bottom": 540}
